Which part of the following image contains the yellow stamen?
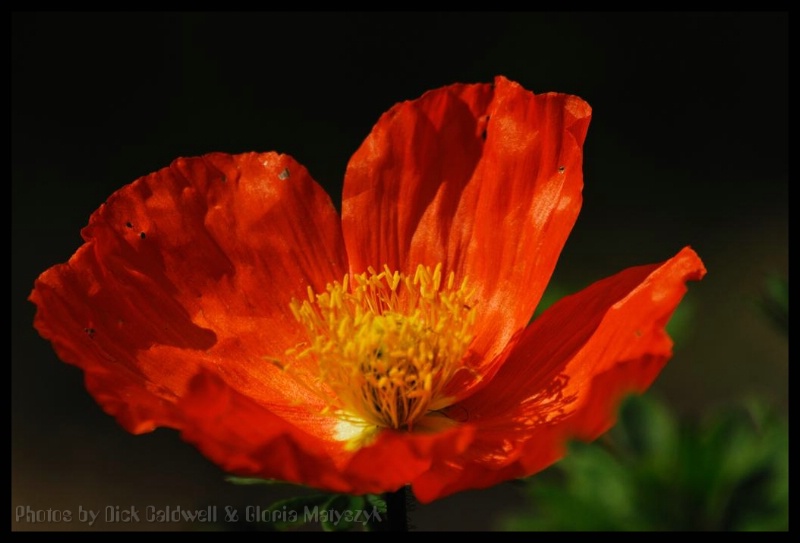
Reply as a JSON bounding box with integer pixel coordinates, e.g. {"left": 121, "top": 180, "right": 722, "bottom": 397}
{"left": 288, "top": 263, "right": 476, "bottom": 434}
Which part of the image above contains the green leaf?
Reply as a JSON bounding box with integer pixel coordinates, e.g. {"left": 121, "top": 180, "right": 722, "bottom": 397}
{"left": 319, "top": 494, "right": 367, "bottom": 532}
{"left": 256, "top": 494, "right": 332, "bottom": 531}
{"left": 364, "top": 494, "right": 387, "bottom": 515}
{"left": 225, "top": 475, "right": 311, "bottom": 490}
{"left": 225, "top": 476, "right": 284, "bottom": 486}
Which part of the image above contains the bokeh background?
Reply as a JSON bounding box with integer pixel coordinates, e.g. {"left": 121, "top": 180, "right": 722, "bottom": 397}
{"left": 12, "top": 12, "right": 787, "bottom": 531}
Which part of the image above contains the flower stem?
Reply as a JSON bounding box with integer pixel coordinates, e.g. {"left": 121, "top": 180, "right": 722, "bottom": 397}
{"left": 376, "top": 486, "right": 409, "bottom": 531}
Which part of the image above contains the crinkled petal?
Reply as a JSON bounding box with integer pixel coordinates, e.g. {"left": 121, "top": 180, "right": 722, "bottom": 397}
{"left": 177, "top": 370, "right": 477, "bottom": 496}
{"left": 410, "top": 247, "right": 706, "bottom": 502}
{"left": 30, "top": 152, "right": 348, "bottom": 433}
{"left": 342, "top": 76, "right": 591, "bottom": 396}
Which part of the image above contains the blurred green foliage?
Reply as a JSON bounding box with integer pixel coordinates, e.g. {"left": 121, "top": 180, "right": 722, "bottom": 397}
{"left": 760, "top": 275, "right": 788, "bottom": 336}
{"left": 499, "top": 394, "right": 788, "bottom": 531}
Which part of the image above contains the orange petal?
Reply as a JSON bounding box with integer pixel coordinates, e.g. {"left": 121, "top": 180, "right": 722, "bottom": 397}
{"left": 177, "top": 370, "right": 477, "bottom": 496}
{"left": 342, "top": 76, "right": 591, "bottom": 396}
{"left": 29, "top": 152, "right": 347, "bottom": 433}
{"left": 410, "top": 247, "right": 706, "bottom": 503}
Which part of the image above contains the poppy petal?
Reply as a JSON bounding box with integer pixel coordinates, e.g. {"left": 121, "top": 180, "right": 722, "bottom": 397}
{"left": 177, "top": 370, "right": 477, "bottom": 496}
{"left": 30, "top": 152, "right": 348, "bottom": 434}
{"left": 410, "top": 247, "right": 706, "bottom": 502}
{"left": 342, "top": 76, "right": 591, "bottom": 395}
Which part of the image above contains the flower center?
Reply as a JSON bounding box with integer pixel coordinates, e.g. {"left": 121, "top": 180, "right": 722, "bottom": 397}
{"left": 288, "top": 263, "right": 476, "bottom": 432}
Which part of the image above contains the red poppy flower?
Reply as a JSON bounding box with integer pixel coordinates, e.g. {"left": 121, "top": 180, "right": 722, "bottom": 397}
{"left": 30, "top": 76, "right": 705, "bottom": 504}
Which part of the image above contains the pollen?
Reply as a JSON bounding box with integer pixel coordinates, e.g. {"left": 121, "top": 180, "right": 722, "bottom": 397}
{"left": 288, "top": 263, "right": 476, "bottom": 432}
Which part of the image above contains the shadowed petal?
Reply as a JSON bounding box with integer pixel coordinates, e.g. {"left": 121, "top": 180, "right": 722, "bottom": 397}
{"left": 30, "top": 152, "right": 347, "bottom": 433}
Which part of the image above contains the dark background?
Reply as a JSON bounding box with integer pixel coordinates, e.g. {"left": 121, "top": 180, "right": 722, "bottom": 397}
{"left": 12, "top": 12, "right": 787, "bottom": 531}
